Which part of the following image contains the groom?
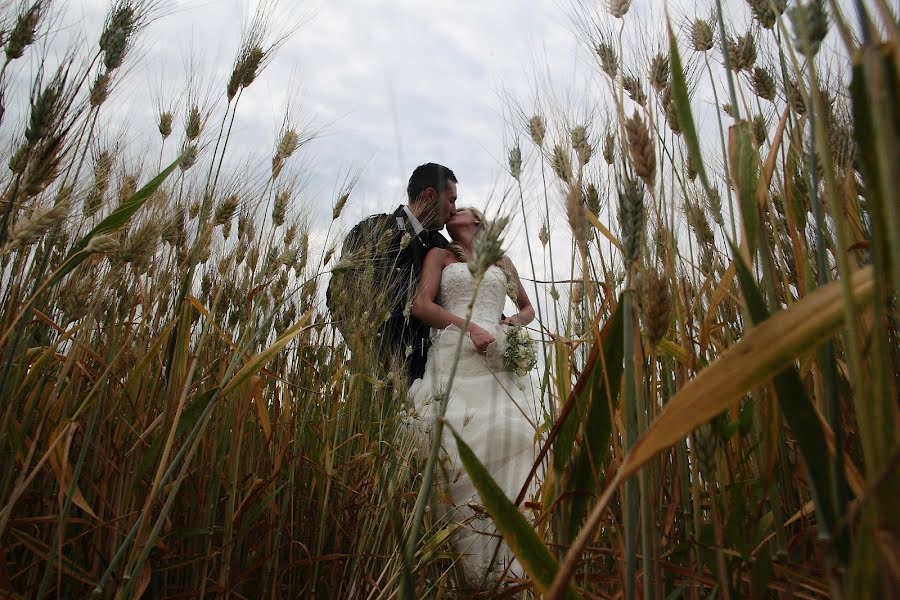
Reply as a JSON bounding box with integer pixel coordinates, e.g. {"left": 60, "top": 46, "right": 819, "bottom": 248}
{"left": 327, "top": 163, "right": 457, "bottom": 381}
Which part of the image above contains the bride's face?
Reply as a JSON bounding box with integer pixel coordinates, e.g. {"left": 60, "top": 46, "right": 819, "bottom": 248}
{"left": 446, "top": 208, "right": 480, "bottom": 239}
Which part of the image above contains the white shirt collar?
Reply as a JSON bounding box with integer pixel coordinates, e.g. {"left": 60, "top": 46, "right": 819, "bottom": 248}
{"left": 402, "top": 205, "right": 425, "bottom": 236}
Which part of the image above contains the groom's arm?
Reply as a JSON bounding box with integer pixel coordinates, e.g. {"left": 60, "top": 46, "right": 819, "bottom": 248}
{"left": 327, "top": 215, "right": 399, "bottom": 333}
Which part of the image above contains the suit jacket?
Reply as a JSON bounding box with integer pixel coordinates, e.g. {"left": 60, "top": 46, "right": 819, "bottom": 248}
{"left": 326, "top": 206, "right": 448, "bottom": 381}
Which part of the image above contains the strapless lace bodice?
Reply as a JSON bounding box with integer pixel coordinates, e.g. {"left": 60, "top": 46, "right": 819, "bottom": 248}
{"left": 436, "top": 262, "right": 507, "bottom": 327}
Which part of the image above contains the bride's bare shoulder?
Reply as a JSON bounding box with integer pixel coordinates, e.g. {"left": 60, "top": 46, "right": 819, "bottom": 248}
{"left": 425, "top": 247, "right": 456, "bottom": 267}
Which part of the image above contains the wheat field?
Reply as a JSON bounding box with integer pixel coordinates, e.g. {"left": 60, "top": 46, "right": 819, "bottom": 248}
{"left": 0, "top": 0, "right": 897, "bottom": 598}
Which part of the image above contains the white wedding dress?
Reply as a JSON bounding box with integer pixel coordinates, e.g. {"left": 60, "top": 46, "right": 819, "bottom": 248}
{"left": 408, "top": 262, "right": 541, "bottom": 589}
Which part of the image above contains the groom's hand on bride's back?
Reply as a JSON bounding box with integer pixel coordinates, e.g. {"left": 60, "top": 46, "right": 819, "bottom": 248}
{"left": 467, "top": 324, "right": 495, "bottom": 354}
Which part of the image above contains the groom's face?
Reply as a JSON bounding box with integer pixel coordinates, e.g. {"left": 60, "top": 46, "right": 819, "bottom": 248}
{"left": 436, "top": 180, "right": 458, "bottom": 227}
{"left": 421, "top": 180, "right": 457, "bottom": 229}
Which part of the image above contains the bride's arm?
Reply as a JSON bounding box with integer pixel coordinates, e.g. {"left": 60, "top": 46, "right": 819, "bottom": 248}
{"left": 412, "top": 248, "right": 495, "bottom": 352}
{"left": 500, "top": 258, "right": 535, "bottom": 326}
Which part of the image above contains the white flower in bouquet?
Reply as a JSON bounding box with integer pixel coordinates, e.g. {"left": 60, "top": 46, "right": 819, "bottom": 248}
{"left": 487, "top": 325, "right": 537, "bottom": 376}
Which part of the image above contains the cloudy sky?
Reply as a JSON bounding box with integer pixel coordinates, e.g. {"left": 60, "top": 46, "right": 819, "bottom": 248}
{"left": 66, "top": 0, "right": 587, "bottom": 215}
{"left": 15, "top": 0, "right": 862, "bottom": 308}
{"left": 45, "top": 0, "right": 605, "bottom": 293}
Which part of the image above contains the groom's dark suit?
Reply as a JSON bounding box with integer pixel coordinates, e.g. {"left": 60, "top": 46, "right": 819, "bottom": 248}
{"left": 326, "top": 206, "right": 448, "bottom": 381}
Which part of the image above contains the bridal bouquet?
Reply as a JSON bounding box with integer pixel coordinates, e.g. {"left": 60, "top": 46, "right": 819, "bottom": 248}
{"left": 487, "top": 325, "right": 537, "bottom": 376}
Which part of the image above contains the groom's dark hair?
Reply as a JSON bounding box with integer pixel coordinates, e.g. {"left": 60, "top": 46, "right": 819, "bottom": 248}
{"left": 407, "top": 163, "right": 457, "bottom": 204}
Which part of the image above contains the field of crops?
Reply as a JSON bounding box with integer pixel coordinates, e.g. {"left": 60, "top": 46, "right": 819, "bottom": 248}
{"left": 0, "top": 0, "right": 896, "bottom": 598}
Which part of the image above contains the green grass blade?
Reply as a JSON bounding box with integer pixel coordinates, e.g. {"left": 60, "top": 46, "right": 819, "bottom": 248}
{"left": 728, "top": 121, "right": 761, "bottom": 256}
{"left": 447, "top": 423, "right": 579, "bottom": 600}
{"left": 668, "top": 26, "right": 712, "bottom": 196}
{"left": 552, "top": 342, "right": 578, "bottom": 471}
{"left": 175, "top": 388, "right": 219, "bottom": 438}
{"left": 732, "top": 249, "right": 843, "bottom": 560}
{"left": 850, "top": 55, "right": 900, "bottom": 290}
{"left": 220, "top": 311, "right": 312, "bottom": 396}
{"left": 565, "top": 297, "right": 624, "bottom": 542}
{"left": 46, "top": 156, "right": 183, "bottom": 289}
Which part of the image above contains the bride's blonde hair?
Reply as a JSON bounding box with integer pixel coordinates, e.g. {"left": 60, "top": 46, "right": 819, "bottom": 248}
{"left": 447, "top": 207, "right": 518, "bottom": 301}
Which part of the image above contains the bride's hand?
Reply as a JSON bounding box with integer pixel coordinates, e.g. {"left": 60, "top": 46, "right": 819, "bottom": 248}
{"left": 467, "top": 324, "right": 495, "bottom": 354}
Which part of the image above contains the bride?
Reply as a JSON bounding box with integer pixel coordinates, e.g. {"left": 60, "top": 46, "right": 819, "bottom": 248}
{"left": 408, "top": 207, "right": 541, "bottom": 590}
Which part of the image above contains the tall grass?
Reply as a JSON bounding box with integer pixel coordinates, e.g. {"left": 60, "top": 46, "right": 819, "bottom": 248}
{"left": 0, "top": 1, "right": 421, "bottom": 597}
{"left": 0, "top": 0, "right": 897, "bottom": 598}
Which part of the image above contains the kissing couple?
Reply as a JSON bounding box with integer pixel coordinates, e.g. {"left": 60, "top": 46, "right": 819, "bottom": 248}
{"left": 327, "top": 162, "right": 542, "bottom": 589}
